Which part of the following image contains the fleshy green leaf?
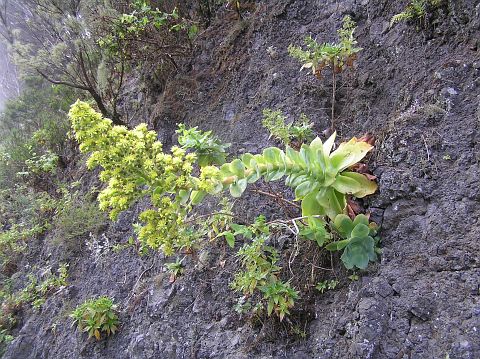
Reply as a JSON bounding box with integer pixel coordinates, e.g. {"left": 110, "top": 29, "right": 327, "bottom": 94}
{"left": 329, "top": 138, "right": 373, "bottom": 172}
{"left": 340, "top": 172, "right": 378, "bottom": 198}
{"left": 301, "top": 191, "right": 321, "bottom": 216}
{"left": 340, "top": 235, "right": 375, "bottom": 269}
{"left": 230, "top": 178, "right": 247, "bottom": 197}
{"left": 230, "top": 159, "right": 245, "bottom": 178}
{"left": 325, "top": 239, "right": 350, "bottom": 251}
{"left": 351, "top": 223, "right": 370, "bottom": 238}
{"left": 190, "top": 190, "right": 206, "bottom": 205}
{"left": 334, "top": 214, "right": 354, "bottom": 237}
{"left": 224, "top": 232, "right": 235, "bottom": 248}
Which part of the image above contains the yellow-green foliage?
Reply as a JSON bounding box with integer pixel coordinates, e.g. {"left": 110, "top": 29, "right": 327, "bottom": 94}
{"left": 391, "top": 0, "right": 443, "bottom": 26}
{"left": 262, "top": 109, "right": 314, "bottom": 146}
{"left": 69, "top": 101, "right": 198, "bottom": 255}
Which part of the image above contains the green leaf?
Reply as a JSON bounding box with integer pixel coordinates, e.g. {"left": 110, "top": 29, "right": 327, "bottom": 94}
{"left": 333, "top": 214, "right": 354, "bottom": 238}
{"left": 331, "top": 173, "right": 363, "bottom": 194}
{"left": 178, "top": 189, "right": 190, "bottom": 205}
{"left": 353, "top": 213, "right": 369, "bottom": 227}
{"left": 295, "top": 180, "right": 318, "bottom": 199}
{"left": 299, "top": 216, "right": 328, "bottom": 246}
{"left": 224, "top": 232, "right": 235, "bottom": 248}
{"left": 341, "top": 235, "right": 375, "bottom": 269}
{"left": 322, "top": 132, "right": 336, "bottom": 156}
{"left": 316, "top": 188, "right": 345, "bottom": 219}
{"left": 190, "top": 190, "right": 206, "bottom": 205}
{"left": 263, "top": 147, "right": 284, "bottom": 165}
{"left": 197, "top": 154, "right": 209, "bottom": 167}
{"left": 229, "top": 178, "right": 247, "bottom": 197}
{"left": 289, "top": 174, "right": 308, "bottom": 188}
{"left": 309, "top": 137, "right": 323, "bottom": 151}
{"left": 301, "top": 191, "right": 321, "bottom": 216}
{"left": 351, "top": 223, "right": 370, "bottom": 238}
{"left": 329, "top": 139, "right": 373, "bottom": 172}
{"left": 340, "top": 172, "right": 377, "bottom": 198}
{"left": 285, "top": 146, "right": 302, "bottom": 167}
{"left": 230, "top": 159, "right": 245, "bottom": 178}
{"left": 265, "top": 168, "right": 285, "bottom": 182}
{"left": 325, "top": 239, "right": 350, "bottom": 251}
{"left": 267, "top": 300, "right": 274, "bottom": 316}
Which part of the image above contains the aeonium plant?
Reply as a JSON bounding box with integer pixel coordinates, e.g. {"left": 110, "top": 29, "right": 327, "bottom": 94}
{"left": 69, "top": 101, "right": 377, "bottom": 256}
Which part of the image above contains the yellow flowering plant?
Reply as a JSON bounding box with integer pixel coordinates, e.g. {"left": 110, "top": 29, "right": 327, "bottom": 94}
{"left": 69, "top": 101, "right": 380, "bottom": 320}
{"left": 69, "top": 101, "right": 377, "bottom": 263}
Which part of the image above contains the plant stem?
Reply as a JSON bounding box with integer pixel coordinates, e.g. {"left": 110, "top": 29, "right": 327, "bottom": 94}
{"left": 331, "top": 70, "right": 336, "bottom": 130}
{"left": 249, "top": 189, "right": 301, "bottom": 209}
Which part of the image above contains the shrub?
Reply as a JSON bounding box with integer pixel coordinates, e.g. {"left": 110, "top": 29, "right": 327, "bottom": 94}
{"left": 176, "top": 123, "right": 230, "bottom": 167}
{"left": 229, "top": 216, "right": 298, "bottom": 321}
{"left": 0, "top": 77, "right": 74, "bottom": 188}
{"left": 262, "top": 109, "right": 314, "bottom": 147}
{"left": 288, "top": 16, "right": 361, "bottom": 79}
{"left": 0, "top": 186, "right": 55, "bottom": 273}
{"left": 288, "top": 16, "right": 362, "bottom": 128}
{"left": 390, "top": 0, "right": 444, "bottom": 26}
{"left": 70, "top": 296, "right": 119, "bottom": 340}
{"left": 52, "top": 190, "right": 108, "bottom": 245}
{"left": 97, "top": 0, "right": 196, "bottom": 84}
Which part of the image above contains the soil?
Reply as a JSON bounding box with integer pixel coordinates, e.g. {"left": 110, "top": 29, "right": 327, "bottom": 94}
{"left": 3, "top": 0, "right": 480, "bottom": 358}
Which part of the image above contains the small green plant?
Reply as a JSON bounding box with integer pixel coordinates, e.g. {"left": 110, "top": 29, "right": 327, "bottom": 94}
{"left": 229, "top": 216, "right": 298, "bottom": 321}
{"left": 390, "top": 0, "right": 443, "bottom": 26}
{"left": 71, "top": 296, "right": 119, "bottom": 340}
{"left": 261, "top": 109, "right": 314, "bottom": 148}
{"left": 23, "top": 150, "right": 59, "bottom": 176}
{"left": 52, "top": 189, "right": 107, "bottom": 245}
{"left": 326, "top": 214, "right": 380, "bottom": 270}
{"left": 315, "top": 279, "right": 339, "bottom": 293}
{"left": 0, "top": 328, "right": 13, "bottom": 356}
{"left": 176, "top": 123, "right": 230, "bottom": 167}
{"left": 288, "top": 16, "right": 362, "bottom": 128}
{"left": 298, "top": 216, "right": 330, "bottom": 247}
{"left": 348, "top": 273, "right": 359, "bottom": 281}
{"left": 165, "top": 258, "right": 184, "bottom": 282}
{"left": 19, "top": 264, "right": 69, "bottom": 309}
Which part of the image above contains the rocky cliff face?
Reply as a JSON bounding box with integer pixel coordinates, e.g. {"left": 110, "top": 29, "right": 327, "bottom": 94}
{"left": 4, "top": 0, "right": 480, "bottom": 358}
{"left": 0, "top": 42, "right": 19, "bottom": 110}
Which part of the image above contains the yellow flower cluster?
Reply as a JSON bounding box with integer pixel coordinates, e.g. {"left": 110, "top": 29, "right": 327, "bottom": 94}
{"left": 69, "top": 101, "right": 202, "bottom": 254}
